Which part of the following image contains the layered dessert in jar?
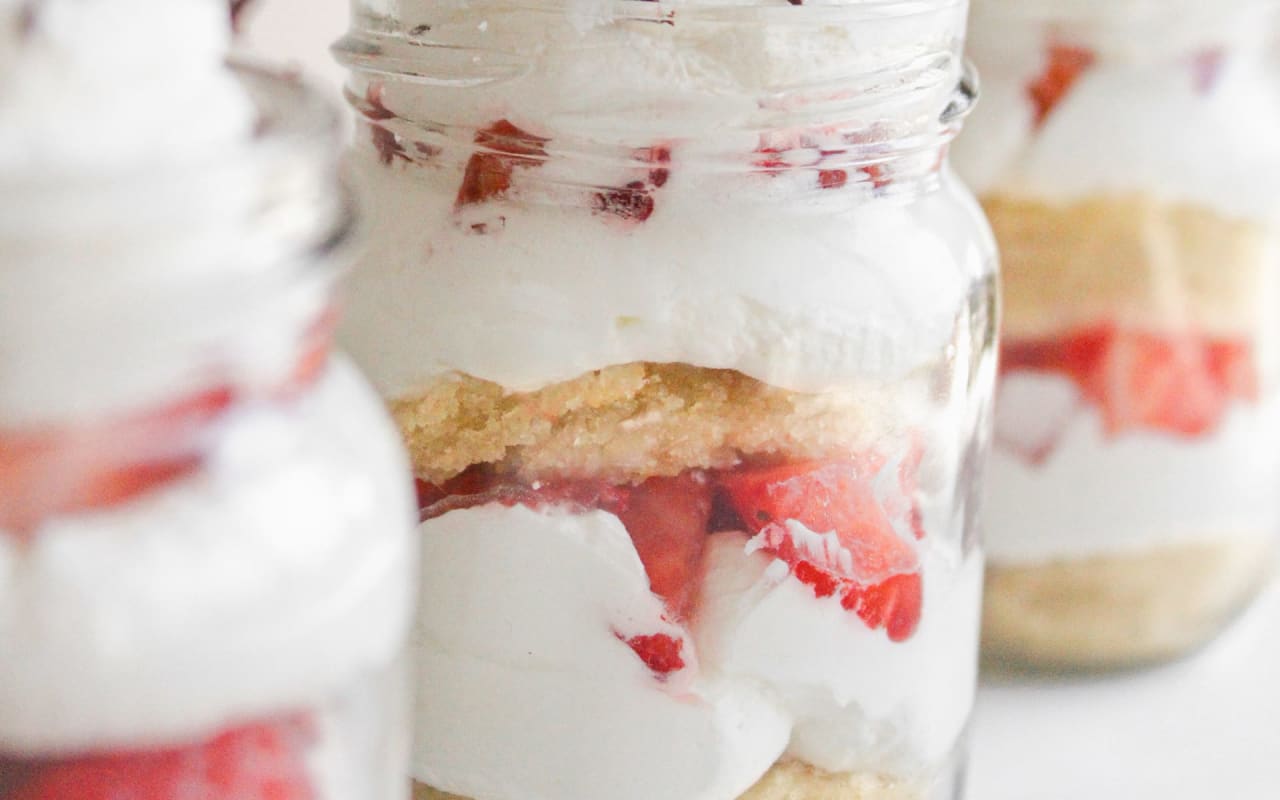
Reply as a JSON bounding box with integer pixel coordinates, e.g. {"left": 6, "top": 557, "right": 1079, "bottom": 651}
{"left": 335, "top": 0, "right": 996, "bottom": 797}
{"left": 953, "top": 0, "right": 1280, "bottom": 669}
{"left": 0, "top": 1, "right": 415, "bottom": 796}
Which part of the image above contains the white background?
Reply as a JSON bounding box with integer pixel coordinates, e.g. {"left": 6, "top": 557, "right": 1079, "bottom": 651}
{"left": 245, "top": 4, "right": 1280, "bottom": 797}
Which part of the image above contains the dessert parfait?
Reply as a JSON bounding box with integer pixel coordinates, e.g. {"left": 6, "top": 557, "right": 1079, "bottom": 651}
{"left": 0, "top": 1, "right": 415, "bottom": 796}
{"left": 954, "top": 0, "right": 1280, "bottom": 669}
{"left": 336, "top": 0, "right": 996, "bottom": 797}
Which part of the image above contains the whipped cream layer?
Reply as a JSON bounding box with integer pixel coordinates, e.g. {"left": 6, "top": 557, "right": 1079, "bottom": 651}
{"left": 350, "top": 0, "right": 967, "bottom": 141}
{"left": 952, "top": 2, "right": 1280, "bottom": 223}
{"left": 413, "top": 502, "right": 978, "bottom": 799}
{"left": 986, "top": 372, "right": 1280, "bottom": 564}
{"left": 0, "top": 0, "right": 255, "bottom": 174}
{"left": 344, "top": 154, "right": 987, "bottom": 398}
{"left": 0, "top": 360, "right": 416, "bottom": 754}
{"left": 0, "top": 66, "right": 345, "bottom": 429}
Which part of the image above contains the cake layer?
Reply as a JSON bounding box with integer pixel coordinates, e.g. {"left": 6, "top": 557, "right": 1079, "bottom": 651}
{"left": 983, "top": 534, "right": 1275, "bottom": 670}
{"left": 987, "top": 194, "right": 1277, "bottom": 341}
{"left": 394, "top": 363, "right": 886, "bottom": 485}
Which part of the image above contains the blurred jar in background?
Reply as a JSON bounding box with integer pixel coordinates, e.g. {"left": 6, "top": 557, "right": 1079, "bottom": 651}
{"left": 0, "top": 2, "right": 415, "bottom": 796}
{"left": 954, "top": 0, "right": 1280, "bottom": 670}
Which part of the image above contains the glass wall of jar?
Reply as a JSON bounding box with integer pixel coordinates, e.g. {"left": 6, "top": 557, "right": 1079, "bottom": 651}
{"left": 0, "top": 16, "right": 416, "bottom": 797}
{"left": 954, "top": 0, "right": 1280, "bottom": 671}
{"left": 334, "top": 1, "right": 995, "bottom": 798}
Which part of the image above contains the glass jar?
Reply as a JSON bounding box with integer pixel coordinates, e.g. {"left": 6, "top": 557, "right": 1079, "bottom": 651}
{"left": 335, "top": 1, "right": 995, "bottom": 798}
{"left": 954, "top": 0, "right": 1280, "bottom": 670}
{"left": 0, "top": 66, "right": 416, "bottom": 796}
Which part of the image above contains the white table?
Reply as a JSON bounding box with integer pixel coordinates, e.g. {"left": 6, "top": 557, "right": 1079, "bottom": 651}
{"left": 970, "top": 579, "right": 1280, "bottom": 798}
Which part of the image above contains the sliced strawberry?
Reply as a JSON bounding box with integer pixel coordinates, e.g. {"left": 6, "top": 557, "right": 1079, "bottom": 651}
{"left": 817, "top": 169, "right": 847, "bottom": 190}
{"left": 419, "top": 469, "right": 710, "bottom": 619}
{"left": 591, "top": 145, "right": 672, "bottom": 224}
{"left": 1027, "top": 44, "right": 1095, "bottom": 128}
{"left": 455, "top": 120, "right": 548, "bottom": 209}
{"left": 717, "top": 459, "right": 922, "bottom": 641}
{"left": 718, "top": 460, "right": 917, "bottom": 580}
{"left": 4, "top": 715, "right": 316, "bottom": 800}
{"left": 617, "top": 632, "right": 686, "bottom": 676}
{"left": 609, "top": 473, "right": 712, "bottom": 621}
{"left": 841, "top": 572, "right": 923, "bottom": 643}
{"left": 861, "top": 164, "right": 891, "bottom": 190}
{"left": 1002, "top": 325, "right": 1255, "bottom": 439}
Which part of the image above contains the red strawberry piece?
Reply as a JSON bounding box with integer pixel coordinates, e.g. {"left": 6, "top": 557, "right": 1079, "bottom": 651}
{"left": 1090, "top": 330, "right": 1230, "bottom": 437}
{"left": 1207, "top": 339, "right": 1258, "bottom": 401}
{"left": 608, "top": 473, "right": 712, "bottom": 621}
{"left": 370, "top": 124, "right": 409, "bottom": 167}
{"left": 818, "top": 169, "right": 848, "bottom": 190}
{"left": 416, "top": 469, "right": 710, "bottom": 619}
{"left": 861, "top": 164, "right": 891, "bottom": 190}
{"left": 753, "top": 146, "right": 790, "bottom": 175}
{"left": 719, "top": 460, "right": 917, "bottom": 580}
{"left": 642, "top": 145, "right": 672, "bottom": 188}
{"left": 592, "top": 181, "right": 656, "bottom": 223}
{"left": 5, "top": 715, "right": 316, "bottom": 800}
{"left": 1002, "top": 325, "right": 1255, "bottom": 440}
{"left": 841, "top": 572, "right": 923, "bottom": 643}
{"left": 616, "top": 632, "right": 686, "bottom": 676}
{"left": 455, "top": 120, "right": 548, "bottom": 209}
{"left": 1, "top": 387, "right": 234, "bottom": 536}
{"left": 717, "top": 460, "right": 923, "bottom": 641}
{"left": 1027, "top": 44, "right": 1095, "bottom": 128}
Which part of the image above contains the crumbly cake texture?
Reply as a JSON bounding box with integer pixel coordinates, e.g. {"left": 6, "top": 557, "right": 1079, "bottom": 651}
{"left": 983, "top": 533, "right": 1276, "bottom": 671}
{"left": 393, "top": 362, "right": 882, "bottom": 485}
{"left": 412, "top": 761, "right": 925, "bottom": 800}
{"left": 986, "top": 193, "right": 1273, "bottom": 341}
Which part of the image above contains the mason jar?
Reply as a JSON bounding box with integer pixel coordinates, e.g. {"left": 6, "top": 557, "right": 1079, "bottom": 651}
{"left": 955, "top": 0, "right": 1280, "bottom": 670}
{"left": 335, "top": 0, "right": 995, "bottom": 797}
{"left": 0, "top": 53, "right": 416, "bottom": 800}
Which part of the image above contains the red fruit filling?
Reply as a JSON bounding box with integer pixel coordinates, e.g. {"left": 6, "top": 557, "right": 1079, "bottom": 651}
{"left": 0, "top": 316, "right": 335, "bottom": 536}
{"left": 617, "top": 632, "right": 687, "bottom": 676}
{"left": 754, "top": 134, "right": 895, "bottom": 190}
{"left": 418, "top": 470, "right": 710, "bottom": 621}
{"left": 455, "top": 120, "right": 548, "bottom": 209}
{"left": 591, "top": 145, "right": 672, "bottom": 224}
{"left": 717, "top": 459, "right": 923, "bottom": 642}
{"left": 1002, "top": 324, "right": 1257, "bottom": 442}
{"left": 418, "top": 451, "right": 926, "bottom": 646}
{"left": 1, "top": 715, "right": 316, "bottom": 800}
{"left": 1027, "top": 44, "right": 1095, "bottom": 128}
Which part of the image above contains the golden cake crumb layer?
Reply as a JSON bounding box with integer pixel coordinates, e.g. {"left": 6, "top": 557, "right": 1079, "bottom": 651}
{"left": 983, "top": 533, "right": 1276, "bottom": 671}
{"left": 413, "top": 760, "right": 924, "bottom": 800}
{"left": 987, "top": 193, "right": 1273, "bottom": 341}
{"left": 392, "top": 362, "right": 881, "bottom": 485}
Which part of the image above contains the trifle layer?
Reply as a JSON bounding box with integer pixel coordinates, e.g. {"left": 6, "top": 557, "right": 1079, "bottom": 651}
{"left": 954, "top": 6, "right": 1280, "bottom": 666}
{"left": 414, "top": 760, "right": 940, "bottom": 800}
{"left": 983, "top": 534, "right": 1275, "bottom": 670}
{"left": 397, "top": 361, "right": 981, "bottom": 800}
{"left": 0, "top": 360, "right": 415, "bottom": 755}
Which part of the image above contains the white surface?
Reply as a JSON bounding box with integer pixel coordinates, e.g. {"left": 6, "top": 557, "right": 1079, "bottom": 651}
{"left": 971, "top": 577, "right": 1280, "bottom": 798}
